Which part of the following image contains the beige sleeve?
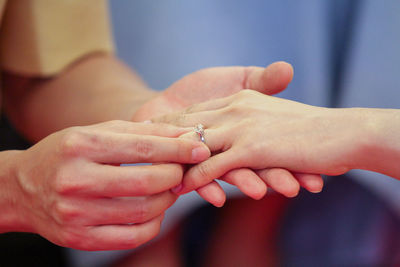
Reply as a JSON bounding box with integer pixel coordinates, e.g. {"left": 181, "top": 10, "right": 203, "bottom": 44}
{"left": 0, "top": 0, "right": 114, "bottom": 76}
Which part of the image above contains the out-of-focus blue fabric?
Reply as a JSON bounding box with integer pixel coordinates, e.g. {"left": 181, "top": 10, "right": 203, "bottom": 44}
{"left": 110, "top": 0, "right": 330, "bottom": 106}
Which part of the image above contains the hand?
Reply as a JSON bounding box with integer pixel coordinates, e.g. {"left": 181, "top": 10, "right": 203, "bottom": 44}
{"left": 155, "top": 90, "right": 330, "bottom": 197}
{"left": 134, "top": 62, "right": 304, "bottom": 206}
{"left": 133, "top": 62, "right": 294, "bottom": 121}
{"left": 12, "top": 120, "right": 210, "bottom": 250}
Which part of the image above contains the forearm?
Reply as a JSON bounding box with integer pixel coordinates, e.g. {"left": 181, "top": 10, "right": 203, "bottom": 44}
{"left": 0, "top": 150, "right": 29, "bottom": 232}
{"left": 3, "top": 53, "right": 158, "bottom": 142}
{"left": 352, "top": 108, "right": 400, "bottom": 179}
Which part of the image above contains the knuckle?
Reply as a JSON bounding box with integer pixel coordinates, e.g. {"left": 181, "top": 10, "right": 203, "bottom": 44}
{"left": 169, "top": 111, "right": 188, "bottom": 127}
{"left": 226, "top": 104, "right": 241, "bottom": 114}
{"left": 184, "top": 105, "right": 196, "bottom": 114}
{"left": 247, "top": 141, "right": 263, "bottom": 156}
{"left": 195, "top": 162, "right": 213, "bottom": 184}
{"left": 53, "top": 169, "right": 83, "bottom": 195}
{"left": 106, "top": 119, "right": 132, "bottom": 131}
{"left": 134, "top": 139, "right": 155, "bottom": 161}
{"left": 53, "top": 202, "right": 80, "bottom": 225}
{"left": 225, "top": 101, "right": 248, "bottom": 114}
{"left": 53, "top": 169, "right": 72, "bottom": 194}
{"left": 107, "top": 119, "right": 125, "bottom": 127}
{"left": 59, "top": 127, "right": 91, "bottom": 157}
{"left": 237, "top": 89, "right": 254, "bottom": 98}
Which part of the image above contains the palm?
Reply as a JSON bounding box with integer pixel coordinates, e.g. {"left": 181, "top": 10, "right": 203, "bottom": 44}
{"left": 133, "top": 63, "right": 293, "bottom": 121}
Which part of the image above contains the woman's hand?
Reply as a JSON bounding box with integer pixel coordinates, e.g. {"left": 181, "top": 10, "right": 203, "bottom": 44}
{"left": 134, "top": 62, "right": 313, "bottom": 206}
{"left": 154, "top": 90, "right": 369, "bottom": 196}
{"left": 10, "top": 120, "right": 210, "bottom": 250}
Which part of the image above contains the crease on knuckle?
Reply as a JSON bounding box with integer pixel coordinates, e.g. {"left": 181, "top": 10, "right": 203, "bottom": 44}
{"left": 193, "top": 162, "right": 213, "bottom": 187}
{"left": 175, "top": 112, "right": 188, "bottom": 127}
{"left": 134, "top": 139, "right": 154, "bottom": 162}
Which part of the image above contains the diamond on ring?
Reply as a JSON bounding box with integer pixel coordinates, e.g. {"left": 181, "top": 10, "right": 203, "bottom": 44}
{"left": 194, "top": 124, "right": 205, "bottom": 143}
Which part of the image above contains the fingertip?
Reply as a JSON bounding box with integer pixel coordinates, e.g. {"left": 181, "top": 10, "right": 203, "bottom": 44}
{"left": 258, "top": 168, "right": 300, "bottom": 198}
{"left": 171, "top": 184, "right": 183, "bottom": 194}
{"left": 243, "top": 179, "right": 268, "bottom": 200}
{"left": 209, "top": 193, "right": 226, "bottom": 207}
{"left": 285, "top": 186, "right": 300, "bottom": 198}
{"left": 264, "top": 61, "right": 294, "bottom": 93}
{"left": 221, "top": 168, "right": 268, "bottom": 200}
{"left": 295, "top": 173, "right": 324, "bottom": 193}
{"left": 271, "top": 61, "right": 294, "bottom": 78}
{"left": 191, "top": 144, "right": 211, "bottom": 162}
{"left": 307, "top": 179, "right": 324, "bottom": 193}
{"left": 252, "top": 184, "right": 268, "bottom": 200}
{"left": 279, "top": 178, "right": 300, "bottom": 198}
{"left": 196, "top": 182, "right": 227, "bottom": 208}
{"left": 213, "top": 198, "right": 226, "bottom": 208}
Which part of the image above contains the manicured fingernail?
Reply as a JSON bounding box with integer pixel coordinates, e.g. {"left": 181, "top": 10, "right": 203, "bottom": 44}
{"left": 171, "top": 184, "right": 183, "bottom": 194}
{"left": 191, "top": 146, "right": 209, "bottom": 161}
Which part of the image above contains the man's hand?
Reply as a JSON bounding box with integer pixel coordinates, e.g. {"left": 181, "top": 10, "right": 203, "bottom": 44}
{"left": 133, "top": 62, "right": 293, "bottom": 121}
{"left": 9, "top": 120, "right": 209, "bottom": 250}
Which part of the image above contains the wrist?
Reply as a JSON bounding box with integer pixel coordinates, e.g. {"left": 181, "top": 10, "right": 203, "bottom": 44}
{"left": 354, "top": 108, "right": 400, "bottom": 177}
{"left": 0, "top": 150, "right": 33, "bottom": 233}
{"left": 334, "top": 108, "right": 378, "bottom": 172}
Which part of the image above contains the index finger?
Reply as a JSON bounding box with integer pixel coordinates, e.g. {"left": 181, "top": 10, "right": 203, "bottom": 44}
{"left": 74, "top": 131, "right": 211, "bottom": 164}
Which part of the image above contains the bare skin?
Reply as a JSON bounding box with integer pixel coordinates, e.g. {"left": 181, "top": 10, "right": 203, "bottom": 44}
{"left": 155, "top": 90, "right": 400, "bottom": 196}
{"left": 0, "top": 121, "right": 210, "bottom": 250}
{"left": 1, "top": 54, "right": 312, "bottom": 249}
{"left": 135, "top": 62, "right": 323, "bottom": 205}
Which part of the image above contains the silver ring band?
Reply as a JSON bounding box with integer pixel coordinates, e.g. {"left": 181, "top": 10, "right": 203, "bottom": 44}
{"left": 194, "top": 124, "right": 205, "bottom": 143}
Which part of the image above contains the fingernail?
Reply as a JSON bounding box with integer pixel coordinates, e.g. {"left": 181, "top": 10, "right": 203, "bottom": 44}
{"left": 191, "top": 146, "right": 209, "bottom": 162}
{"left": 171, "top": 184, "right": 183, "bottom": 194}
{"left": 310, "top": 188, "right": 323, "bottom": 193}
{"left": 143, "top": 120, "right": 152, "bottom": 124}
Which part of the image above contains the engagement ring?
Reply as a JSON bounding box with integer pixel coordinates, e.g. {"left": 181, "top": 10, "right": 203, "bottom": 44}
{"left": 194, "top": 124, "right": 205, "bottom": 143}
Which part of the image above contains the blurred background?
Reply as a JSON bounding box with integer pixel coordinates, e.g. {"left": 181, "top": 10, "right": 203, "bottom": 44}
{"left": 70, "top": 1, "right": 400, "bottom": 266}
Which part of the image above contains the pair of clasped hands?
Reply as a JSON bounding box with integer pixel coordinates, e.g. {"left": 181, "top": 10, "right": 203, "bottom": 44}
{"left": 142, "top": 61, "right": 325, "bottom": 206}
{"left": 17, "top": 62, "right": 332, "bottom": 251}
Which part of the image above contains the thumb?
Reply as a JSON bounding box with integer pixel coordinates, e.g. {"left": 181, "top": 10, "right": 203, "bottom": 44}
{"left": 245, "top": 61, "right": 294, "bottom": 95}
